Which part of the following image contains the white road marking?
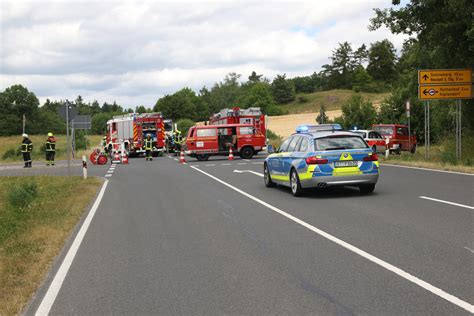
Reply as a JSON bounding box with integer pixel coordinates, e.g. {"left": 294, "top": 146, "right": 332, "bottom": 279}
{"left": 419, "top": 196, "right": 474, "bottom": 210}
{"left": 221, "top": 163, "right": 231, "bottom": 166}
{"left": 382, "top": 164, "right": 473, "bottom": 176}
{"left": 237, "top": 162, "right": 247, "bottom": 165}
{"left": 464, "top": 247, "right": 474, "bottom": 254}
{"left": 205, "top": 164, "right": 216, "bottom": 166}
{"left": 252, "top": 162, "right": 263, "bottom": 165}
{"left": 191, "top": 166, "right": 474, "bottom": 313}
{"left": 233, "top": 170, "right": 264, "bottom": 177}
{"left": 36, "top": 180, "right": 109, "bottom": 315}
{"left": 243, "top": 159, "right": 251, "bottom": 162}
{"left": 104, "top": 174, "right": 112, "bottom": 177}
{"left": 174, "top": 158, "right": 178, "bottom": 161}
{"left": 106, "top": 170, "right": 114, "bottom": 174}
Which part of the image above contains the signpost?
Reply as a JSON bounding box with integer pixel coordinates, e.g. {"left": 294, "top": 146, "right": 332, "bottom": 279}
{"left": 406, "top": 101, "right": 411, "bottom": 153}
{"left": 418, "top": 84, "right": 472, "bottom": 100}
{"left": 418, "top": 68, "right": 472, "bottom": 160}
{"left": 58, "top": 101, "right": 77, "bottom": 176}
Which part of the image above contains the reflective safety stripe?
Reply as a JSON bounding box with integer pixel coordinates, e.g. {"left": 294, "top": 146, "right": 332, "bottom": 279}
{"left": 271, "top": 174, "right": 290, "bottom": 182}
{"left": 299, "top": 165, "right": 316, "bottom": 180}
{"left": 144, "top": 139, "right": 153, "bottom": 150}
{"left": 332, "top": 166, "right": 362, "bottom": 176}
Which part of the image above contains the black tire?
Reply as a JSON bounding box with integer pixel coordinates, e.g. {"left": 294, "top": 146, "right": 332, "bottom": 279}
{"left": 240, "top": 146, "right": 254, "bottom": 159}
{"left": 410, "top": 144, "right": 417, "bottom": 154}
{"left": 395, "top": 147, "right": 401, "bottom": 155}
{"left": 290, "top": 169, "right": 304, "bottom": 197}
{"left": 196, "top": 154, "right": 210, "bottom": 161}
{"left": 264, "top": 163, "right": 276, "bottom": 187}
{"left": 359, "top": 183, "right": 376, "bottom": 194}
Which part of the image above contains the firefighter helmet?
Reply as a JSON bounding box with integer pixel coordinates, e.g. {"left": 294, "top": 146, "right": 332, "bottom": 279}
{"left": 22, "top": 133, "right": 28, "bottom": 138}
{"left": 48, "top": 132, "right": 53, "bottom": 137}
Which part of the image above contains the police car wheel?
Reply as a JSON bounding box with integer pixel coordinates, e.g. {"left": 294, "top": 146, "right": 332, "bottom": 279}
{"left": 290, "top": 169, "right": 304, "bottom": 197}
{"left": 359, "top": 184, "right": 375, "bottom": 194}
{"left": 264, "top": 163, "right": 276, "bottom": 187}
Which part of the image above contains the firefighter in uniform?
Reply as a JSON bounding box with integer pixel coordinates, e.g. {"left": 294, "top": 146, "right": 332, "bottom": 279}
{"left": 21, "top": 134, "right": 33, "bottom": 168}
{"left": 45, "top": 132, "right": 56, "bottom": 166}
{"left": 174, "top": 129, "right": 183, "bottom": 153}
{"left": 144, "top": 134, "right": 153, "bottom": 161}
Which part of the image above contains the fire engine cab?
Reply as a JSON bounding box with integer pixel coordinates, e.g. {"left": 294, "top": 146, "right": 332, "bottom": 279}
{"left": 185, "top": 124, "right": 266, "bottom": 160}
{"left": 105, "top": 113, "right": 166, "bottom": 157}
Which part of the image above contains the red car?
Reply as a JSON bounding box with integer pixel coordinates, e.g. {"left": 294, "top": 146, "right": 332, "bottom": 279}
{"left": 185, "top": 124, "right": 266, "bottom": 160}
{"left": 350, "top": 129, "right": 386, "bottom": 153}
{"left": 373, "top": 124, "right": 417, "bottom": 154}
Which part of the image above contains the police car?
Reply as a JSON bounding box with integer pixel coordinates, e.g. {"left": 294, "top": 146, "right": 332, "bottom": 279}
{"left": 264, "top": 124, "right": 379, "bottom": 196}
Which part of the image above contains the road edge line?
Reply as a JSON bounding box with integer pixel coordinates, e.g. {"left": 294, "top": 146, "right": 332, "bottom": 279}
{"left": 190, "top": 166, "right": 474, "bottom": 313}
{"left": 381, "top": 163, "right": 473, "bottom": 176}
{"left": 35, "top": 180, "right": 109, "bottom": 316}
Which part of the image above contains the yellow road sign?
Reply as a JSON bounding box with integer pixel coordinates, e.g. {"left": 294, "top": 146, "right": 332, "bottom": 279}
{"left": 418, "top": 69, "right": 472, "bottom": 84}
{"left": 418, "top": 84, "right": 473, "bottom": 100}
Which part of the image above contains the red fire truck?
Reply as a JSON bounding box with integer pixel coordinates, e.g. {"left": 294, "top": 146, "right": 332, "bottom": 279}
{"left": 185, "top": 124, "right": 266, "bottom": 160}
{"left": 105, "top": 113, "right": 166, "bottom": 156}
{"left": 209, "top": 107, "right": 267, "bottom": 137}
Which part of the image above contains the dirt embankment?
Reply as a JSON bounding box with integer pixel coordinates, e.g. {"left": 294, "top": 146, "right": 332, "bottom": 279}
{"left": 267, "top": 110, "right": 342, "bottom": 138}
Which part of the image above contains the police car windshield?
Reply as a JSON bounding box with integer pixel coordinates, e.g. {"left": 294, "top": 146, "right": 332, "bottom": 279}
{"left": 314, "top": 136, "right": 368, "bottom": 151}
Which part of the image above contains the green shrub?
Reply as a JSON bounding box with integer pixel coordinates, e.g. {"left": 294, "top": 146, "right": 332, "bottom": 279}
{"left": 297, "top": 95, "right": 308, "bottom": 103}
{"left": 8, "top": 182, "right": 38, "bottom": 209}
{"left": 2, "top": 148, "right": 21, "bottom": 159}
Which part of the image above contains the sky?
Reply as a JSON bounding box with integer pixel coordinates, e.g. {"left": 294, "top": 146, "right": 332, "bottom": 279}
{"left": 0, "top": 0, "right": 408, "bottom": 109}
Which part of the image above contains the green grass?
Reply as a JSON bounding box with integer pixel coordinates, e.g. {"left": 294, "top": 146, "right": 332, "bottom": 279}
{"left": 380, "top": 135, "right": 474, "bottom": 173}
{"left": 276, "top": 89, "right": 389, "bottom": 114}
{"left": 0, "top": 176, "right": 102, "bottom": 315}
{"left": 0, "top": 134, "right": 103, "bottom": 163}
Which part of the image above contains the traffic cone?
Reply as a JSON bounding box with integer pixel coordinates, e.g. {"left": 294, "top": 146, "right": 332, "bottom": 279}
{"left": 179, "top": 150, "right": 186, "bottom": 164}
{"left": 228, "top": 147, "right": 234, "bottom": 160}
{"left": 121, "top": 152, "right": 128, "bottom": 164}
{"left": 113, "top": 152, "right": 121, "bottom": 164}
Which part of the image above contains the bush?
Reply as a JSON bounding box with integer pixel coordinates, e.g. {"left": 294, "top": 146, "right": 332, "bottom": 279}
{"left": 2, "top": 148, "right": 21, "bottom": 159}
{"left": 8, "top": 182, "right": 38, "bottom": 209}
{"left": 297, "top": 95, "right": 308, "bottom": 103}
{"left": 265, "top": 106, "right": 288, "bottom": 116}
{"left": 176, "top": 119, "right": 195, "bottom": 136}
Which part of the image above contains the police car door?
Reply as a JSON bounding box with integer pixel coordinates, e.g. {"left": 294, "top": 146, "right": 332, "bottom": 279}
{"left": 268, "top": 136, "right": 291, "bottom": 179}
{"left": 280, "top": 136, "right": 300, "bottom": 182}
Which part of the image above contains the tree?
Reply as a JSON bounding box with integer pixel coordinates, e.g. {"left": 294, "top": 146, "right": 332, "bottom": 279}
{"left": 248, "top": 71, "right": 262, "bottom": 83}
{"left": 242, "top": 82, "right": 275, "bottom": 113}
{"left": 154, "top": 88, "right": 201, "bottom": 121}
{"left": 339, "top": 95, "right": 377, "bottom": 129}
{"left": 367, "top": 39, "right": 398, "bottom": 83}
{"left": 135, "top": 105, "right": 148, "bottom": 114}
{"left": 271, "top": 74, "right": 295, "bottom": 104}
{"left": 316, "top": 105, "right": 329, "bottom": 124}
{"left": 352, "top": 66, "right": 373, "bottom": 92}
{"left": 0, "top": 84, "right": 40, "bottom": 135}
{"left": 329, "top": 42, "right": 357, "bottom": 89}
{"left": 370, "top": 0, "right": 474, "bottom": 138}
{"left": 292, "top": 76, "right": 315, "bottom": 93}
{"left": 176, "top": 118, "right": 195, "bottom": 136}
{"left": 353, "top": 44, "right": 369, "bottom": 66}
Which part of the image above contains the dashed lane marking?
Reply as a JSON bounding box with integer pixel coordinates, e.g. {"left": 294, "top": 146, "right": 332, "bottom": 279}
{"left": 419, "top": 196, "right": 474, "bottom": 210}
{"left": 464, "top": 247, "right": 474, "bottom": 254}
{"left": 221, "top": 163, "right": 231, "bottom": 166}
{"left": 237, "top": 162, "right": 247, "bottom": 165}
{"left": 252, "top": 162, "right": 263, "bottom": 165}
{"left": 205, "top": 164, "right": 216, "bottom": 166}
{"left": 190, "top": 166, "right": 474, "bottom": 313}
{"left": 106, "top": 171, "right": 114, "bottom": 174}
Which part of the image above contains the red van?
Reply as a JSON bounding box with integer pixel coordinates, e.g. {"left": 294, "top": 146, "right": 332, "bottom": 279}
{"left": 373, "top": 124, "right": 417, "bottom": 154}
{"left": 185, "top": 124, "right": 266, "bottom": 160}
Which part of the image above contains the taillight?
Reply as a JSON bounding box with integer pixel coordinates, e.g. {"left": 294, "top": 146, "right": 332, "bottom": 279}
{"left": 306, "top": 156, "right": 328, "bottom": 164}
{"left": 364, "top": 153, "right": 378, "bottom": 161}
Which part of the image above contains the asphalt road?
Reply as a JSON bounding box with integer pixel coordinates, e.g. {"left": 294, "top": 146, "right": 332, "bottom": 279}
{"left": 26, "top": 154, "right": 473, "bottom": 315}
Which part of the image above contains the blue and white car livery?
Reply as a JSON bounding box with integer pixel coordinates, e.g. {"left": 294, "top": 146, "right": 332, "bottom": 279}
{"left": 264, "top": 124, "right": 379, "bottom": 196}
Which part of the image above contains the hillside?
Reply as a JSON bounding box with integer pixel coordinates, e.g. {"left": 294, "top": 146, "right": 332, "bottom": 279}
{"left": 275, "top": 89, "right": 389, "bottom": 114}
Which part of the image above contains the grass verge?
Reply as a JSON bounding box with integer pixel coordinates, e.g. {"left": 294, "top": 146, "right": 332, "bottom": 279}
{"left": 0, "top": 134, "right": 102, "bottom": 164}
{"left": 0, "top": 176, "right": 102, "bottom": 315}
{"left": 380, "top": 137, "right": 474, "bottom": 174}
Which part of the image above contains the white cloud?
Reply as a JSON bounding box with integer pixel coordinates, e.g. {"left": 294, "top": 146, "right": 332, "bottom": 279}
{"left": 0, "top": 0, "right": 407, "bottom": 107}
